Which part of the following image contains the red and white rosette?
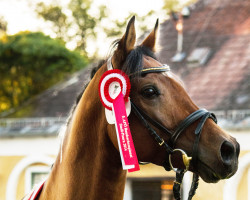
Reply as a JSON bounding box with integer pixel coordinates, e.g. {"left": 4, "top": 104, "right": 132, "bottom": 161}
{"left": 99, "top": 69, "right": 130, "bottom": 110}
{"left": 99, "top": 69, "right": 139, "bottom": 172}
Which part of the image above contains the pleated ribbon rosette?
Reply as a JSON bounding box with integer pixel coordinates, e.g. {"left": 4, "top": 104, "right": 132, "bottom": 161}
{"left": 99, "top": 69, "right": 140, "bottom": 172}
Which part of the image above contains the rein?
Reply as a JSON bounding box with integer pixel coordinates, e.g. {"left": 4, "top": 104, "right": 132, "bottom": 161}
{"left": 107, "top": 58, "right": 217, "bottom": 200}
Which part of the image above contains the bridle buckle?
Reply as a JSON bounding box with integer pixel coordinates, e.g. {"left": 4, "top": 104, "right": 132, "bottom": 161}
{"left": 159, "top": 139, "right": 165, "bottom": 146}
{"left": 182, "top": 153, "right": 192, "bottom": 170}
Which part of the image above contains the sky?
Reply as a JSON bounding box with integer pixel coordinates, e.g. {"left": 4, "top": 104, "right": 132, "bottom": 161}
{"left": 0, "top": 0, "right": 171, "bottom": 56}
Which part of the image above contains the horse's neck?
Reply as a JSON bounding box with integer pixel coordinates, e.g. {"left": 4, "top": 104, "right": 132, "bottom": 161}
{"left": 39, "top": 70, "right": 127, "bottom": 200}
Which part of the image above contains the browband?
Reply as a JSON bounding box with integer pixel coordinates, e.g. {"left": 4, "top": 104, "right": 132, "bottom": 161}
{"left": 107, "top": 57, "right": 170, "bottom": 76}
{"left": 140, "top": 64, "right": 170, "bottom": 75}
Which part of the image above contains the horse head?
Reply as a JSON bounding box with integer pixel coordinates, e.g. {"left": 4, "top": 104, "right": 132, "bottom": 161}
{"left": 104, "top": 16, "right": 239, "bottom": 184}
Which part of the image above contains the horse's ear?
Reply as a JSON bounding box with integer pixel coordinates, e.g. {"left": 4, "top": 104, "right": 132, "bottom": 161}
{"left": 120, "top": 16, "right": 136, "bottom": 53}
{"left": 140, "top": 19, "right": 159, "bottom": 52}
{"left": 113, "top": 16, "right": 136, "bottom": 68}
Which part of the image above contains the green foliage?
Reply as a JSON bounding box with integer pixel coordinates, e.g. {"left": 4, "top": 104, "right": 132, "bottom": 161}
{"left": 36, "top": 2, "right": 69, "bottom": 40}
{"left": 69, "top": 0, "right": 98, "bottom": 53}
{"left": 34, "top": 0, "right": 160, "bottom": 57}
{"left": 0, "top": 16, "right": 7, "bottom": 33}
{"left": 163, "top": 0, "right": 197, "bottom": 14}
{"left": 0, "top": 31, "right": 88, "bottom": 113}
{"left": 35, "top": 0, "right": 107, "bottom": 56}
{"left": 103, "top": 11, "right": 155, "bottom": 38}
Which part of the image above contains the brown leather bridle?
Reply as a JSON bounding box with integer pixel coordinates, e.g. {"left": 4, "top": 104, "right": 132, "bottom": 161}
{"left": 129, "top": 66, "right": 217, "bottom": 200}
{"left": 107, "top": 58, "right": 217, "bottom": 200}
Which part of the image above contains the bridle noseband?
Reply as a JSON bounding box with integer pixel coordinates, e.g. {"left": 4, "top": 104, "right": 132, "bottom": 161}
{"left": 107, "top": 58, "right": 217, "bottom": 200}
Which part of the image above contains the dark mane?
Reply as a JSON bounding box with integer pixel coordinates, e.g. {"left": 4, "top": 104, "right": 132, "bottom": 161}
{"left": 122, "top": 45, "right": 157, "bottom": 75}
{"left": 67, "top": 45, "right": 156, "bottom": 125}
{"left": 77, "top": 45, "right": 156, "bottom": 105}
{"left": 92, "top": 45, "right": 157, "bottom": 79}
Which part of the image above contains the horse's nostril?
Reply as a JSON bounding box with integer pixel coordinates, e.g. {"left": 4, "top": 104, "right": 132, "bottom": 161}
{"left": 220, "top": 141, "right": 235, "bottom": 166}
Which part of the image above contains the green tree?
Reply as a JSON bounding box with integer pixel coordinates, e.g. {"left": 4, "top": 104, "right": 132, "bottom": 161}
{"left": 0, "top": 31, "right": 88, "bottom": 113}
{"left": 0, "top": 16, "right": 7, "bottom": 33}
{"left": 163, "top": 0, "right": 197, "bottom": 14}
{"left": 104, "top": 11, "right": 155, "bottom": 38}
{"left": 68, "top": 0, "right": 107, "bottom": 54}
{"left": 35, "top": 0, "right": 107, "bottom": 56}
{"left": 34, "top": 1, "right": 159, "bottom": 57}
{"left": 36, "top": 2, "right": 69, "bottom": 41}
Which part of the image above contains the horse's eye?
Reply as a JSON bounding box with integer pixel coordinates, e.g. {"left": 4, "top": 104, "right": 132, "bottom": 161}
{"left": 141, "top": 86, "right": 160, "bottom": 99}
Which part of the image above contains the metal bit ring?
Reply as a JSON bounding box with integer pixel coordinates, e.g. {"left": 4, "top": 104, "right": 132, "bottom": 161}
{"left": 169, "top": 149, "right": 192, "bottom": 172}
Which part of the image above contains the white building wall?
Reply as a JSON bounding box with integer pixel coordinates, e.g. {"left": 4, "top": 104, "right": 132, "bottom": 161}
{"left": 0, "top": 137, "right": 59, "bottom": 156}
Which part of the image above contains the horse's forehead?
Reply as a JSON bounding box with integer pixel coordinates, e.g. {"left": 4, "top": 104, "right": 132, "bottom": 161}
{"left": 163, "top": 71, "right": 186, "bottom": 88}
{"left": 141, "top": 55, "right": 185, "bottom": 89}
{"left": 143, "top": 56, "right": 162, "bottom": 68}
{"left": 142, "top": 56, "right": 185, "bottom": 88}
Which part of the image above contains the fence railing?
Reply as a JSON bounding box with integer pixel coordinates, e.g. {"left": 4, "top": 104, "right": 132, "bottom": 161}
{"left": 0, "top": 117, "right": 67, "bottom": 136}
{"left": 0, "top": 117, "right": 67, "bottom": 128}
{"left": 212, "top": 110, "right": 250, "bottom": 122}
{"left": 0, "top": 109, "right": 250, "bottom": 133}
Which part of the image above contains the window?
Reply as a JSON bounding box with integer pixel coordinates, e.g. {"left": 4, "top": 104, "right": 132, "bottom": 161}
{"left": 132, "top": 179, "right": 175, "bottom": 200}
{"left": 161, "top": 180, "right": 175, "bottom": 200}
{"left": 25, "top": 166, "right": 50, "bottom": 193}
{"left": 187, "top": 47, "right": 212, "bottom": 68}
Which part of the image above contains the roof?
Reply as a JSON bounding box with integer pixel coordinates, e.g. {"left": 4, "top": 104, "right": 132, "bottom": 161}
{"left": 158, "top": 0, "right": 250, "bottom": 110}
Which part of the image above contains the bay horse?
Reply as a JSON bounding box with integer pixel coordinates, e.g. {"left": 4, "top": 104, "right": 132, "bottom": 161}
{"left": 29, "top": 16, "right": 239, "bottom": 199}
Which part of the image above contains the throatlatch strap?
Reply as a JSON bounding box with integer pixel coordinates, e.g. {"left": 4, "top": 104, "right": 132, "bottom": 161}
{"left": 131, "top": 102, "right": 173, "bottom": 154}
{"left": 131, "top": 102, "right": 173, "bottom": 136}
